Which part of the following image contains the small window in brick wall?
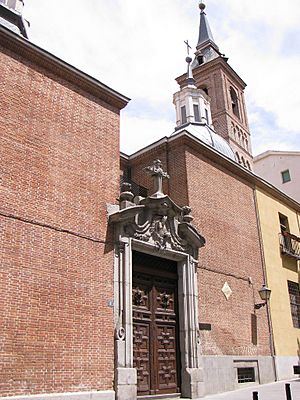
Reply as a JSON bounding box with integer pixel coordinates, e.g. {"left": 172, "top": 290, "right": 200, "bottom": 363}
{"left": 237, "top": 368, "right": 255, "bottom": 384}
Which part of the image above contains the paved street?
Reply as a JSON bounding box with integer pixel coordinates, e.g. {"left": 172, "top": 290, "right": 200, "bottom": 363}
{"left": 201, "top": 379, "right": 300, "bottom": 399}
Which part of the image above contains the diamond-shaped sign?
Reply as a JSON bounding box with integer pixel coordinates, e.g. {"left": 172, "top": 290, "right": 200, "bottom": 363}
{"left": 222, "top": 282, "right": 232, "bottom": 300}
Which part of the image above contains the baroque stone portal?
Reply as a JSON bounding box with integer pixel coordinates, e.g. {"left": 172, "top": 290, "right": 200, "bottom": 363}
{"left": 109, "top": 160, "right": 205, "bottom": 400}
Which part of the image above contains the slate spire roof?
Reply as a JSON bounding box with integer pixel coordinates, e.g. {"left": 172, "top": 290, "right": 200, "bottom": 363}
{"left": 197, "top": 2, "right": 219, "bottom": 51}
{"left": 192, "top": 3, "right": 221, "bottom": 68}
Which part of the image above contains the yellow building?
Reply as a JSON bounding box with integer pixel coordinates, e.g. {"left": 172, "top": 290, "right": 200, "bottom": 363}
{"left": 255, "top": 184, "right": 300, "bottom": 380}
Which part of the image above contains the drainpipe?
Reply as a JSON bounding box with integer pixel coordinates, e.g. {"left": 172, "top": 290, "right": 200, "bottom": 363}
{"left": 297, "top": 212, "right": 300, "bottom": 283}
{"left": 165, "top": 141, "right": 170, "bottom": 196}
{"left": 253, "top": 189, "right": 278, "bottom": 381}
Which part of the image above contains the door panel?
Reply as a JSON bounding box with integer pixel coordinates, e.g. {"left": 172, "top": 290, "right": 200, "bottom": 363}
{"left": 156, "top": 324, "right": 178, "bottom": 392}
{"left": 133, "top": 253, "right": 180, "bottom": 396}
{"left": 133, "top": 322, "right": 151, "bottom": 394}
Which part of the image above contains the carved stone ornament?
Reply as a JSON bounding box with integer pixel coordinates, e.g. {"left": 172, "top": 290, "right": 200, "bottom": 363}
{"left": 109, "top": 160, "right": 205, "bottom": 256}
{"left": 115, "top": 326, "right": 126, "bottom": 341}
{"left": 222, "top": 282, "right": 233, "bottom": 300}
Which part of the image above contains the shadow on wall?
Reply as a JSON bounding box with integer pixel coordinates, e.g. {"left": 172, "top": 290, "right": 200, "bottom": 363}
{"left": 104, "top": 221, "right": 115, "bottom": 255}
{"left": 281, "top": 256, "right": 298, "bottom": 273}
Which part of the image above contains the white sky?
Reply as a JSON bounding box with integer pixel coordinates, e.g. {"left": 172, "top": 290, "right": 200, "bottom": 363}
{"left": 23, "top": 0, "right": 300, "bottom": 156}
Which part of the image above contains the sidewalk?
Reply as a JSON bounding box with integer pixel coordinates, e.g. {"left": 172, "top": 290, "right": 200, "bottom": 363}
{"left": 201, "top": 379, "right": 300, "bottom": 400}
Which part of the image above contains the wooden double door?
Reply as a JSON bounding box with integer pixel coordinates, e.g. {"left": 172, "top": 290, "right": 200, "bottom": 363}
{"left": 132, "top": 252, "right": 181, "bottom": 397}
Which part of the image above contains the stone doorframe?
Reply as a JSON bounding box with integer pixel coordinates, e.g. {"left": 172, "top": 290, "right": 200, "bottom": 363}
{"left": 109, "top": 160, "right": 206, "bottom": 400}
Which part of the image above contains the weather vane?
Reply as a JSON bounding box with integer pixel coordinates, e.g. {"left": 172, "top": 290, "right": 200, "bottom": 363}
{"left": 184, "top": 40, "right": 192, "bottom": 56}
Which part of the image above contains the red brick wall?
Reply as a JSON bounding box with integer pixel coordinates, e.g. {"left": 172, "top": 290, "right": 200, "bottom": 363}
{"left": 0, "top": 218, "right": 114, "bottom": 396}
{"left": 128, "top": 139, "right": 271, "bottom": 357}
{"left": 0, "top": 45, "right": 119, "bottom": 396}
{"left": 184, "top": 148, "right": 270, "bottom": 356}
{"left": 129, "top": 140, "right": 189, "bottom": 207}
{"left": 193, "top": 64, "right": 250, "bottom": 136}
{"left": 191, "top": 61, "right": 253, "bottom": 168}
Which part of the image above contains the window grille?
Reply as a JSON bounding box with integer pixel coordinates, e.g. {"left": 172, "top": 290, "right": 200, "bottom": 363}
{"left": 120, "top": 176, "right": 148, "bottom": 198}
{"left": 288, "top": 281, "right": 300, "bottom": 328}
{"left": 237, "top": 368, "right": 255, "bottom": 384}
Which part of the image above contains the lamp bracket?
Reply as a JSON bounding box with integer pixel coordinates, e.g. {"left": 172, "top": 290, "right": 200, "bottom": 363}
{"left": 254, "top": 302, "right": 267, "bottom": 310}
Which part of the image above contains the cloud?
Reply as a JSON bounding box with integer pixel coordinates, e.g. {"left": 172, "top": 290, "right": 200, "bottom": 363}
{"left": 120, "top": 114, "right": 174, "bottom": 155}
{"left": 249, "top": 105, "right": 300, "bottom": 155}
{"left": 23, "top": 0, "right": 300, "bottom": 155}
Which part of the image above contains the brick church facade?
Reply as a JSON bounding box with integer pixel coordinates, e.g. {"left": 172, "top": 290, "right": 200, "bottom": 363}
{"left": 1, "top": 1, "right": 298, "bottom": 400}
{"left": 0, "top": 6, "right": 129, "bottom": 398}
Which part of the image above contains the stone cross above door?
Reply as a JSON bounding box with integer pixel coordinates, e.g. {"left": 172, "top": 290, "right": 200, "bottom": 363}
{"left": 144, "top": 159, "right": 169, "bottom": 198}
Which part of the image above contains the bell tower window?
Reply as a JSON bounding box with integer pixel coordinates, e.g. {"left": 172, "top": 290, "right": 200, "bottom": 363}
{"left": 230, "top": 87, "right": 240, "bottom": 119}
{"left": 200, "top": 86, "right": 209, "bottom": 96}
{"left": 197, "top": 55, "right": 204, "bottom": 65}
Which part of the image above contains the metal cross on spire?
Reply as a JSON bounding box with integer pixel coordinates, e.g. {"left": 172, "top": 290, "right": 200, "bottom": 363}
{"left": 184, "top": 40, "right": 192, "bottom": 56}
{"left": 183, "top": 40, "right": 196, "bottom": 87}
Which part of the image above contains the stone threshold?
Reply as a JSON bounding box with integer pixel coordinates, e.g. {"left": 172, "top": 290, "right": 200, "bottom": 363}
{"left": 0, "top": 390, "right": 115, "bottom": 400}
{"left": 138, "top": 394, "right": 181, "bottom": 400}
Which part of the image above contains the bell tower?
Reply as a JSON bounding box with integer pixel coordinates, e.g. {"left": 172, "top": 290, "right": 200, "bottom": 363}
{"left": 0, "top": 0, "right": 28, "bottom": 38}
{"left": 176, "top": 2, "right": 253, "bottom": 170}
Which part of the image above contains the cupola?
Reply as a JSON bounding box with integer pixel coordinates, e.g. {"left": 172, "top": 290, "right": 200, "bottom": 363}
{"left": 172, "top": 48, "right": 235, "bottom": 161}
{"left": 173, "top": 53, "right": 213, "bottom": 128}
{"left": 0, "top": 0, "right": 28, "bottom": 38}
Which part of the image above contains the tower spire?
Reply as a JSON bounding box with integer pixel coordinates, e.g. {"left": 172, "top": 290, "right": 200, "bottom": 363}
{"left": 193, "top": 2, "right": 220, "bottom": 67}
{"left": 197, "top": 3, "right": 218, "bottom": 51}
{"left": 175, "top": 2, "right": 253, "bottom": 169}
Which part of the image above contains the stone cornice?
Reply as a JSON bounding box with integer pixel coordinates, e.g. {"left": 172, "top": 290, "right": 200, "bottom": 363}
{"left": 0, "top": 26, "right": 130, "bottom": 110}
{"left": 254, "top": 150, "right": 300, "bottom": 161}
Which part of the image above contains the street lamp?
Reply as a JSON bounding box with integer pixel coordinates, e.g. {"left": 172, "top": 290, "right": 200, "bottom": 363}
{"left": 255, "top": 284, "right": 271, "bottom": 310}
